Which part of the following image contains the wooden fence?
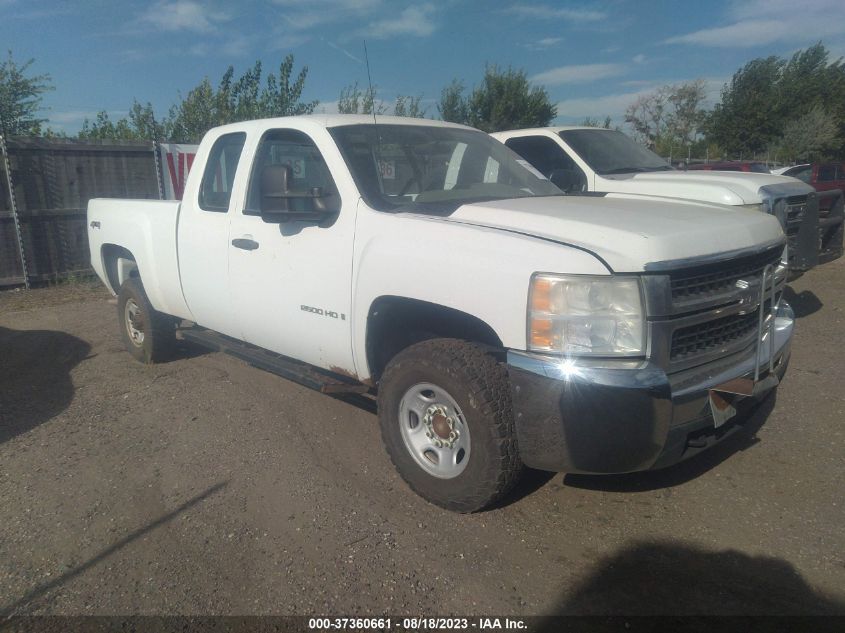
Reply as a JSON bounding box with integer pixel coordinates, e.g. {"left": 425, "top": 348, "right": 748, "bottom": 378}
{"left": 0, "top": 136, "right": 162, "bottom": 288}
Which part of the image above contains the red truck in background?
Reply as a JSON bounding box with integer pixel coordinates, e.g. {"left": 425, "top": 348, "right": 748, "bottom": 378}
{"left": 782, "top": 162, "right": 845, "bottom": 194}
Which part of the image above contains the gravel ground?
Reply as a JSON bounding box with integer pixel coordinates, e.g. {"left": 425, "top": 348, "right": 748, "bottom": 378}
{"left": 0, "top": 261, "right": 844, "bottom": 617}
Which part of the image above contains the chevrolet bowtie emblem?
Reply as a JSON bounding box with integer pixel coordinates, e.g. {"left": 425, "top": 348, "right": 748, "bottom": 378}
{"left": 735, "top": 278, "right": 759, "bottom": 313}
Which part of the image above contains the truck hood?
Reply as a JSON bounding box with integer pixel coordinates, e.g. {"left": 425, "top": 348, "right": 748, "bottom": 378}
{"left": 600, "top": 170, "right": 813, "bottom": 205}
{"left": 443, "top": 194, "right": 784, "bottom": 272}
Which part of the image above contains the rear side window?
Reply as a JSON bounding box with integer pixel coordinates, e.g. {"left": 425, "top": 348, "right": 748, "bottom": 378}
{"left": 505, "top": 135, "right": 576, "bottom": 177}
{"left": 199, "top": 132, "right": 247, "bottom": 212}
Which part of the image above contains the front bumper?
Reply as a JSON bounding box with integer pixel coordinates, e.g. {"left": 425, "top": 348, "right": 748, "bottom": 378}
{"left": 507, "top": 302, "right": 794, "bottom": 474}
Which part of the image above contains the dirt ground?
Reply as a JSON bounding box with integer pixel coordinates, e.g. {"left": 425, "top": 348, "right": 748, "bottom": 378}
{"left": 1, "top": 261, "right": 844, "bottom": 618}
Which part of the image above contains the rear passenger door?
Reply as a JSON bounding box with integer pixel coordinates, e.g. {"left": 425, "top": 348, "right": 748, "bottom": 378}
{"left": 177, "top": 130, "right": 248, "bottom": 337}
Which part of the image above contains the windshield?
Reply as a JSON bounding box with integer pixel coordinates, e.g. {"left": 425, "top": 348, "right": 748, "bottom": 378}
{"left": 559, "top": 129, "right": 673, "bottom": 175}
{"left": 329, "top": 124, "right": 561, "bottom": 212}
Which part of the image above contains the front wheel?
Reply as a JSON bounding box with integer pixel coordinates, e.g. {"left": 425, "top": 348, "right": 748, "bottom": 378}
{"left": 116, "top": 277, "right": 175, "bottom": 364}
{"left": 377, "top": 339, "right": 523, "bottom": 512}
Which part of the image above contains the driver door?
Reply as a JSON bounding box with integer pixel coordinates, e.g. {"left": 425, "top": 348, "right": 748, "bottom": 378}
{"left": 227, "top": 127, "right": 357, "bottom": 374}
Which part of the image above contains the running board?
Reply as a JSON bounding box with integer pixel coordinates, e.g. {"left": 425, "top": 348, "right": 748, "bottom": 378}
{"left": 179, "top": 327, "right": 371, "bottom": 395}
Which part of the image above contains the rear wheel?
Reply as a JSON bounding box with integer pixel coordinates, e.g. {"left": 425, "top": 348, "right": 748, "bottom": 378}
{"left": 116, "top": 277, "right": 175, "bottom": 363}
{"left": 377, "top": 338, "right": 522, "bottom": 512}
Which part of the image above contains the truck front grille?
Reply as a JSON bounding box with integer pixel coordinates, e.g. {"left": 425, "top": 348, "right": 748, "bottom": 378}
{"left": 669, "top": 246, "right": 782, "bottom": 303}
{"left": 670, "top": 309, "right": 759, "bottom": 362}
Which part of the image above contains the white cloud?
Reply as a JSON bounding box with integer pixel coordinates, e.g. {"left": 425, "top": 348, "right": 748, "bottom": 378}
{"left": 140, "top": 0, "right": 229, "bottom": 33}
{"left": 665, "top": 0, "right": 845, "bottom": 47}
{"left": 273, "top": 0, "right": 381, "bottom": 30}
{"left": 526, "top": 37, "right": 562, "bottom": 50}
{"left": 632, "top": 53, "right": 646, "bottom": 64}
{"left": 555, "top": 89, "right": 654, "bottom": 121}
{"left": 531, "top": 63, "right": 626, "bottom": 86}
{"left": 361, "top": 4, "right": 436, "bottom": 39}
{"left": 504, "top": 4, "right": 606, "bottom": 22}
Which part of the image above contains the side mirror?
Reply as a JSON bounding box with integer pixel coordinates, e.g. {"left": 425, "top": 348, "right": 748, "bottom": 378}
{"left": 259, "top": 164, "right": 336, "bottom": 222}
{"left": 549, "top": 168, "right": 586, "bottom": 193}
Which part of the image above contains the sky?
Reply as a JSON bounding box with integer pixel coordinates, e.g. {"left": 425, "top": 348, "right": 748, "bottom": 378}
{"left": 2, "top": 0, "right": 845, "bottom": 135}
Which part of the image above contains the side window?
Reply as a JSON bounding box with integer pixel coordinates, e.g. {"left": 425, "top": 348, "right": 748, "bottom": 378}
{"left": 199, "top": 132, "right": 247, "bottom": 212}
{"left": 788, "top": 166, "right": 812, "bottom": 183}
{"left": 505, "top": 135, "right": 576, "bottom": 177}
{"left": 245, "top": 129, "right": 340, "bottom": 215}
{"left": 818, "top": 164, "right": 836, "bottom": 182}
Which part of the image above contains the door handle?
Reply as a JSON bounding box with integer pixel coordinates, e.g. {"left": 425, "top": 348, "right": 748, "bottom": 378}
{"left": 231, "top": 237, "right": 259, "bottom": 251}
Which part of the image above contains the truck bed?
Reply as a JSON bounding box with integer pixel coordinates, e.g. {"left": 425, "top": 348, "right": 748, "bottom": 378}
{"left": 87, "top": 198, "right": 192, "bottom": 320}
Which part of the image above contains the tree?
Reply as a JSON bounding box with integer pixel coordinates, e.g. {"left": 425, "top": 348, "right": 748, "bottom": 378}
{"left": 707, "top": 44, "right": 845, "bottom": 158}
{"left": 393, "top": 94, "right": 427, "bottom": 118}
{"left": 774, "top": 105, "right": 840, "bottom": 162}
{"left": 580, "top": 115, "right": 612, "bottom": 128}
{"left": 625, "top": 88, "right": 668, "bottom": 148}
{"left": 707, "top": 56, "right": 784, "bottom": 156}
{"left": 78, "top": 100, "right": 166, "bottom": 141}
{"left": 0, "top": 50, "right": 52, "bottom": 136}
{"left": 337, "top": 81, "right": 386, "bottom": 115}
{"left": 468, "top": 65, "right": 556, "bottom": 132}
{"left": 168, "top": 54, "right": 317, "bottom": 142}
{"left": 438, "top": 79, "right": 468, "bottom": 124}
{"left": 437, "top": 67, "right": 556, "bottom": 132}
{"left": 625, "top": 80, "right": 707, "bottom": 154}
{"left": 82, "top": 55, "right": 317, "bottom": 142}
{"left": 666, "top": 79, "right": 707, "bottom": 146}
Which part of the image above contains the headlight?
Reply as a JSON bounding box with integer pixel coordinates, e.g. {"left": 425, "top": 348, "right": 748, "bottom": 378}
{"left": 528, "top": 274, "right": 645, "bottom": 356}
{"left": 738, "top": 203, "right": 764, "bottom": 213}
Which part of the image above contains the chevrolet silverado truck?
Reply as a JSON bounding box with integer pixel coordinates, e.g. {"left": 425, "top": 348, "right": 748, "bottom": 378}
{"left": 491, "top": 127, "right": 844, "bottom": 272}
{"left": 88, "top": 115, "right": 794, "bottom": 512}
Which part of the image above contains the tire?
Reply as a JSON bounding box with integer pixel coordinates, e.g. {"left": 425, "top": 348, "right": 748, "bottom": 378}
{"left": 116, "top": 277, "right": 176, "bottom": 364}
{"left": 377, "top": 338, "right": 522, "bottom": 512}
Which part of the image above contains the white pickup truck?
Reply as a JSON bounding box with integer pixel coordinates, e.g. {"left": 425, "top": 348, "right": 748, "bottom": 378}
{"left": 88, "top": 115, "right": 794, "bottom": 512}
{"left": 491, "top": 126, "right": 843, "bottom": 272}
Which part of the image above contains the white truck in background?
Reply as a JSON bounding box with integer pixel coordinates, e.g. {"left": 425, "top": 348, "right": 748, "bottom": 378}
{"left": 491, "top": 127, "right": 844, "bottom": 272}
{"left": 88, "top": 115, "right": 794, "bottom": 512}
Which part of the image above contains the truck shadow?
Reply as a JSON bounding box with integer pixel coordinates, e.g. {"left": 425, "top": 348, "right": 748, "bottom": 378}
{"left": 783, "top": 286, "right": 823, "bottom": 318}
{"left": 543, "top": 539, "right": 845, "bottom": 618}
{"left": 563, "top": 391, "right": 775, "bottom": 493}
{"left": 0, "top": 326, "right": 92, "bottom": 445}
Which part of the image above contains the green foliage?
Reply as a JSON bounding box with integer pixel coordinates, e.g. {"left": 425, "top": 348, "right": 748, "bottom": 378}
{"left": 0, "top": 50, "right": 53, "bottom": 136}
{"left": 772, "top": 105, "right": 840, "bottom": 162}
{"left": 438, "top": 79, "right": 468, "bottom": 124}
{"left": 78, "top": 54, "right": 317, "bottom": 143}
{"left": 79, "top": 100, "right": 165, "bottom": 141}
{"left": 579, "top": 116, "right": 613, "bottom": 129}
{"left": 168, "top": 54, "right": 318, "bottom": 142}
{"left": 437, "top": 66, "right": 556, "bottom": 132}
{"left": 337, "top": 81, "right": 387, "bottom": 115}
{"left": 393, "top": 94, "right": 427, "bottom": 118}
{"left": 708, "top": 43, "right": 845, "bottom": 158}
